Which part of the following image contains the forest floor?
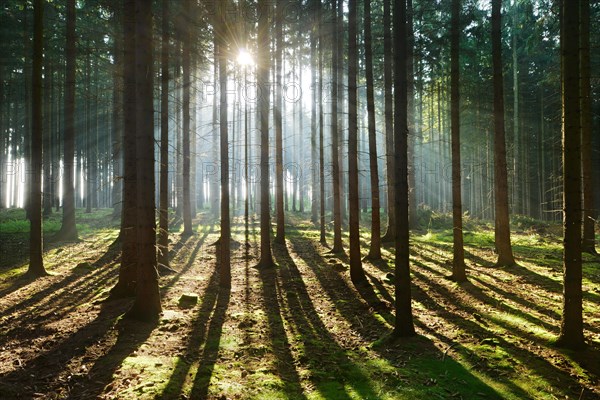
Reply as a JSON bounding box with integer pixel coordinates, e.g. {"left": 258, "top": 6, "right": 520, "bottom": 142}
{"left": 0, "top": 209, "right": 599, "bottom": 400}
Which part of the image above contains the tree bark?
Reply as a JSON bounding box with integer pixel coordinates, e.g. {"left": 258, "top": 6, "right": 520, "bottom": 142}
{"left": 330, "top": 0, "right": 343, "bottom": 253}
{"left": 28, "top": 0, "right": 46, "bottom": 277}
{"left": 382, "top": 0, "right": 395, "bottom": 243}
{"left": 217, "top": 0, "right": 231, "bottom": 286}
{"left": 364, "top": 0, "right": 381, "bottom": 261}
{"left": 110, "top": 0, "right": 137, "bottom": 299}
{"left": 492, "top": 0, "right": 516, "bottom": 267}
{"left": 182, "top": 0, "right": 193, "bottom": 236}
{"left": 257, "top": 0, "right": 274, "bottom": 268}
{"left": 393, "top": 0, "right": 415, "bottom": 338}
{"left": 580, "top": 0, "right": 595, "bottom": 254}
{"left": 158, "top": 0, "right": 170, "bottom": 269}
{"left": 57, "top": 0, "right": 78, "bottom": 241}
{"left": 450, "top": 0, "right": 467, "bottom": 282}
{"left": 127, "top": 0, "right": 161, "bottom": 322}
{"left": 557, "top": 0, "right": 585, "bottom": 350}
{"left": 274, "top": 0, "right": 285, "bottom": 244}
{"left": 347, "top": 0, "right": 366, "bottom": 285}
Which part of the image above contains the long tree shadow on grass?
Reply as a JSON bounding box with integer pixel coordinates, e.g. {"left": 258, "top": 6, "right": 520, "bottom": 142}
{"left": 414, "top": 248, "right": 564, "bottom": 336}
{"left": 0, "top": 249, "right": 120, "bottom": 332}
{"left": 72, "top": 312, "right": 157, "bottom": 399}
{"left": 409, "top": 260, "right": 598, "bottom": 398}
{"left": 0, "top": 298, "right": 135, "bottom": 399}
{"left": 0, "top": 230, "right": 120, "bottom": 300}
{"left": 286, "top": 230, "right": 504, "bottom": 398}
{"left": 272, "top": 243, "right": 384, "bottom": 399}
{"left": 257, "top": 242, "right": 308, "bottom": 400}
{"left": 158, "top": 267, "right": 226, "bottom": 399}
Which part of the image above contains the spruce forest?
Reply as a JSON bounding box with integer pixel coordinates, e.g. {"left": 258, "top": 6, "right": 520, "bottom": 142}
{"left": 1, "top": 0, "right": 599, "bottom": 399}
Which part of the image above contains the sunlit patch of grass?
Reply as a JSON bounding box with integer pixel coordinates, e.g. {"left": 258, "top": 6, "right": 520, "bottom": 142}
{"left": 486, "top": 311, "right": 555, "bottom": 342}
{"left": 116, "top": 355, "right": 177, "bottom": 399}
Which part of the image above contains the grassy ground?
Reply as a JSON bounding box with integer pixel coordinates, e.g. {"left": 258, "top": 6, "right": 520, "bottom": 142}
{"left": 0, "top": 208, "right": 598, "bottom": 399}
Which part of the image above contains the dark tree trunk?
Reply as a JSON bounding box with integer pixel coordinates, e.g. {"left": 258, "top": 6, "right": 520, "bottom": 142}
{"left": 382, "top": 0, "right": 395, "bottom": 243}
{"left": 110, "top": 0, "right": 137, "bottom": 299}
{"left": 217, "top": 0, "right": 231, "bottom": 287}
{"left": 364, "top": 0, "right": 381, "bottom": 261}
{"left": 28, "top": 0, "right": 46, "bottom": 277}
{"left": 257, "top": 0, "right": 274, "bottom": 268}
{"left": 57, "top": 0, "right": 78, "bottom": 241}
{"left": 491, "top": 0, "right": 516, "bottom": 267}
{"left": 127, "top": 0, "right": 162, "bottom": 322}
{"left": 310, "top": 7, "right": 318, "bottom": 224}
{"left": 182, "top": 0, "right": 193, "bottom": 236}
{"left": 347, "top": 0, "right": 366, "bottom": 285}
{"left": 580, "top": 0, "right": 595, "bottom": 254}
{"left": 274, "top": 0, "right": 285, "bottom": 244}
{"left": 557, "top": 0, "right": 585, "bottom": 350}
{"left": 111, "top": 5, "right": 123, "bottom": 220}
{"left": 330, "top": 0, "right": 343, "bottom": 253}
{"left": 450, "top": 0, "right": 467, "bottom": 282}
{"left": 158, "top": 0, "right": 170, "bottom": 269}
{"left": 318, "top": 0, "right": 326, "bottom": 245}
{"left": 393, "top": 0, "right": 415, "bottom": 338}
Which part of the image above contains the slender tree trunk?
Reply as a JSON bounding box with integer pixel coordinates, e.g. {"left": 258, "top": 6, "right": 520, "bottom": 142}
{"left": 382, "top": 0, "right": 395, "bottom": 242}
{"left": 274, "top": 0, "right": 285, "bottom": 244}
{"left": 57, "top": 0, "right": 78, "bottom": 240}
{"left": 580, "top": 0, "right": 595, "bottom": 254}
{"left": 211, "top": 36, "right": 220, "bottom": 217}
{"left": 450, "top": 0, "right": 467, "bottom": 282}
{"left": 43, "top": 59, "right": 52, "bottom": 217}
{"left": 347, "top": 0, "right": 366, "bottom": 284}
{"left": 181, "top": 0, "right": 193, "bottom": 235}
{"left": 28, "top": 0, "right": 46, "bottom": 277}
{"left": 310, "top": 2, "right": 318, "bottom": 224}
{"left": 127, "top": 0, "right": 161, "bottom": 322}
{"left": 557, "top": 0, "right": 585, "bottom": 350}
{"left": 318, "top": 0, "right": 326, "bottom": 245}
{"left": 158, "top": 0, "right": 170, "bottom": 268}
{"left": 330, "top": 0, "right": 343, "bottom": 253}
{"left": 364, "top": 0, "right": 381, "bottom": 261}
{"left": 111, "top": 5, "right": 123, "bottom": 220}
{"left": 217, "top": 0, "right": 231, "bottom": 287}
{"left": 110, "top": 0, "right": 137, "bottom": 299}
{"left": 393, "top": 0, "right": 415, "bottom": 338}
{"left": 407, "top": 0, "right": 418, "bottom": 230}
{"left": 257, "top": 0, "right": 274, "bottom": 267}
{"left": 491, "top": 0, "right": 516, "bottom": 267}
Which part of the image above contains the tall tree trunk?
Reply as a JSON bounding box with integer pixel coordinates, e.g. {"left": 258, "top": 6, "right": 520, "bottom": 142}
{"left": 318, "top": 0, "right": 326, "bottom": 245}
{"left": 491, "top": 0, "right": 516, "bottom": 267}
{"left": 57, "top": 0, "right": 78, "bottom": 241}
{"left": 111, "top": 5, "right": 123, "bottom": 220}
{"left": 407, "top": 0, "right": 418, "bottom": 230}
{"left": 274, "top": 0, "right": 285, "bottom": 244}
{"left": 127, "top": 0, "right": 161, "bottom": 322}
{"left": 158, "top": 0, "right": 170, "bottom": 268}
{"left": 580, "top": 0, "right": 595, "bottom": 254}
{"left": 110, "top": 0, "right": 137, "bottom": 299}
{"left": 450, "top": 0, "right": 467, "bottom": 282}
{"left": 393, "top": 0, "right": 415, "bottom": 338}
{"left": 257, "top": 0, "right": 274, "bottom": 267}
{"left": 557, "top": 0, "right": 585, "bottom": 350}
{"left": 310, "top": 1, "right": 318, "bottom": 224}
{"left": 181, "top": 0, "right": 193, "bottom": 235}
{"left": 28, "top": 0, "right": 46, "bottom": 277}
{"left": 330, "top": 0, "right": 343, "bottom": 253}
{"left": 217, "top": 0, "right": 231, "bottom": 287}
{"left": 364, "top": 0, "right": 381, "bottom": 261}
{"left": 382, "top": 0, "right": 395, "bottom": 242}
{"left": 347, "top": 0, "right": 366, "bottom": 285}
